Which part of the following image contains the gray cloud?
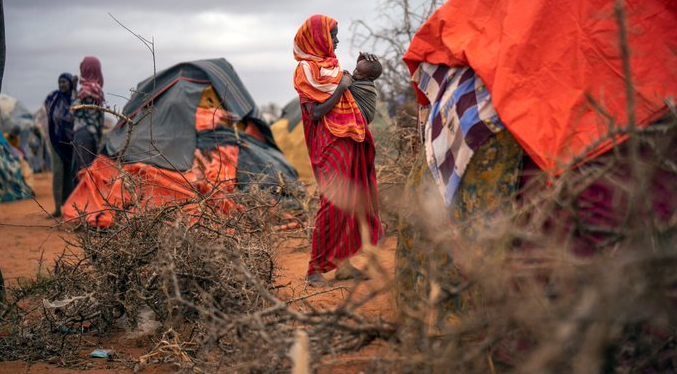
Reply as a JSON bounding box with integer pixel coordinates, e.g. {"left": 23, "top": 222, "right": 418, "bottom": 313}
{"left": 7, "top": 0, "right": 345, "bottom": 15}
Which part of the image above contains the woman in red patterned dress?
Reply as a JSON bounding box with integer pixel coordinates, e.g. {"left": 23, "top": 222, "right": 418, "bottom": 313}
{"left": 293, "top": 15, "right": 383, "bottom": 285}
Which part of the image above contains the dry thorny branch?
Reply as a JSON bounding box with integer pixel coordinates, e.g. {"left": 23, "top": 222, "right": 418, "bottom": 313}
{"left": 0, "top": 171, "right": 396, "bottom": 372}
{"left": 367, "top": 1, "right": 675, "bottom": 372}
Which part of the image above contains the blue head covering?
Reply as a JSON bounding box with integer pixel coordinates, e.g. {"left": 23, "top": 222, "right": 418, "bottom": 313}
{"left": 58, "top": 72, "right": 74, "bottom": 89}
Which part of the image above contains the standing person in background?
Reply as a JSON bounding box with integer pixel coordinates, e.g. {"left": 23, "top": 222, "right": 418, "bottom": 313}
{"left": 44, "top": 72, "right": 76, "bottom": 217}
{"left": 72, "top": 56, "right": 104, "bottom": 174}
{"left": 293, "top": 15, "right": 383, "bottom": 286}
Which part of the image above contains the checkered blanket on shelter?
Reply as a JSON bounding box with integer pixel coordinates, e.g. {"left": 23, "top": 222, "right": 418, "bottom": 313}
{"left": 412, "top": 62, "right": 505, "bottom": 205}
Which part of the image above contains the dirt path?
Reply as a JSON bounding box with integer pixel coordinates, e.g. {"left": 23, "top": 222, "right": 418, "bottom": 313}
{"left": 0, "top": 173, "right": 397, "bottom": 373}
{"left": 0, "top": 173, "right": 73, "bottom": 284}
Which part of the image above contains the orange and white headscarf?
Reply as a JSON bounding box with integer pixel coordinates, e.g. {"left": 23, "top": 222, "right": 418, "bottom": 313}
{"left": 293, "top": 14, "right": 367, "bottom": 142}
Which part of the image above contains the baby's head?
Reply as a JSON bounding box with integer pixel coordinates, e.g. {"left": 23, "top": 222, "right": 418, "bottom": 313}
{"left": 352, "top": 59, "right": 383, "bottom": 81}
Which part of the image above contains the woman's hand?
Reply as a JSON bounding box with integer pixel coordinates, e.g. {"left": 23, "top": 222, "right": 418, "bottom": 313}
{"left": 358, "top": 52, "right": 379, "bottom": 62}
{"left": 339, "top": 72, "right": 354, "bottom": 89}
{"left": 311, "top": 73, "right": 352, "bottom": 121}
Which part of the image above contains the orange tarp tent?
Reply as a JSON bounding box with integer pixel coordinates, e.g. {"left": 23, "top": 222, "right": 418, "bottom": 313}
{"left": 404, "top": 0, "right": 677, "bottom": 174}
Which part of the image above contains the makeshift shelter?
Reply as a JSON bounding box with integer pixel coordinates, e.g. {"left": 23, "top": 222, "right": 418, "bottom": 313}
{"left": 270, "top": 99, "right": 312, "bottom": 184}
{"left": 62, "top": 58, "right": 299, "bottom": 227}
{"left": 0, "top": 132, "right": 33, "bottom": 202}
{"left": 397, "top": 0, "right": 677, "bottom": 359}
{"left": 0, "top": 94, "right": 50, "bottom": 173}
{"left": 403, "top": 0, "right": 677, "bottom": 175}
{"left": 271, "top": 97, "right": 393, "bottom": 185}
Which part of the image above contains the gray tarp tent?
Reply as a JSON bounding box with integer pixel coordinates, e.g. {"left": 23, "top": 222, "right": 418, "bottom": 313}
{"left": 103, "top": 58, "right": 298, "bottom": 189}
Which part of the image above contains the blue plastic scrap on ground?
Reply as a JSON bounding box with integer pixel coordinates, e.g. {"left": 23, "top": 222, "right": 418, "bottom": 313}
{"left": 89, "top": 349, "right": 113, "bottom": 358}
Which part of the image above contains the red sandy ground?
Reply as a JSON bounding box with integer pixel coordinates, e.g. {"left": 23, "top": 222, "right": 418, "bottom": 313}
{"left": 0, "top": 173, "right": 397, "bottom": 373}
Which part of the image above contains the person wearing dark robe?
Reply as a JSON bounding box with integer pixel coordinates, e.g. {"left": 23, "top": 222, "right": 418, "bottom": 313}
{"left": 44, "top": 72, "right": 76, "bottom": 217}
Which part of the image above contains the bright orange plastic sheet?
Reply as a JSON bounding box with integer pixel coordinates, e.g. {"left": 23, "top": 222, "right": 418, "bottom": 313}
{"left": 62, "top": 146, "right": 239, "bottom": 228}
{"left": 404, "top": 0, "right": 677, "bottom": 174}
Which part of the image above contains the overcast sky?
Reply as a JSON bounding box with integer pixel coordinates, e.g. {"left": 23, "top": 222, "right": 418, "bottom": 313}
{"left": 2, "top": 0, "right": 395, "bottom": 113}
